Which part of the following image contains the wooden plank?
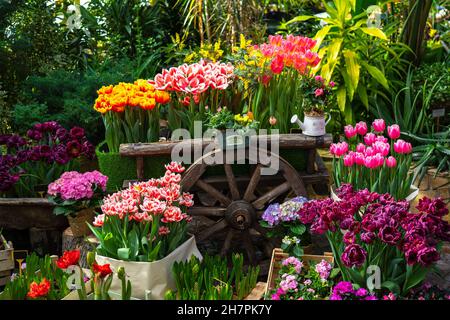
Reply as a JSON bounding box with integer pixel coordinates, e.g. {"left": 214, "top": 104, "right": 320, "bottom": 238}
{"left": 119, "top": 134, "right": 333, "bottom": 157}
{"left": 0, "top": 198, "right": 53, "bottom": 206}
{"left": 244, "top": 282, "right": 266, "bottom": 300}
{"left": 120, "top": 139, "right": 212, "bottom": 157}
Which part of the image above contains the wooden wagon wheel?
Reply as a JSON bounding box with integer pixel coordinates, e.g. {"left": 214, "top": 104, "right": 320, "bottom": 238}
{"left": 181, "top": 148, "right": 307, "bottom": 265}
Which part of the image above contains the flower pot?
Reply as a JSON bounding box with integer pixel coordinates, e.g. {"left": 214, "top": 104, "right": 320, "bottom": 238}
{"left": 290, "top": 113, "right": 331, "bottom": 137}
{"left": 95, "top": 236, "right": 202, "bottom": 300}
{"left": 264, "top": 248, "right": 334, "bottom": 298}
{"left": 67, "top": 208, "right": 95, "bottom": 237}
{"left": 330, "top": 184, "right": 420, "bottom": 203}
{"left": 214, "top": 130, "right": 250, "bottom": 150}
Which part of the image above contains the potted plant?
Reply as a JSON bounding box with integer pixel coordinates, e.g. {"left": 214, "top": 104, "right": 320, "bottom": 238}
{"left": 329, "top": 119, "right": 418, "bottom": 201}
{"left": 204, "top": 107, "right": 259, "bottom": 149}
{"left": 232, "top": 35, "right": 321, "bottom": 133}
{"left": 297, "top": 184, "right": 450, "bottom": 298}
{"left": 47, "top": 171, "right": 108, "bottom": 237}
{"left": 165, "top": 253, "right": 260, "bottom": 300}
{"left": 0, "top": 121, "right": 95, "bottom": 254}
{"left": 88, "top": 161, "right": 202, "bottom": 299}
{"left": 57, "top": 250, "right": 135, "bottom": 300}
{"left": 153, "top": 60, "right": 235, "bottom": 136}
{"left": 291, "top": 75, "right": 333, "bottom": 136}
{"left": 260, "top": 196, "right": 312, "bottom": 257}
{"left": 267, "top": 253, "right": 335, "bottom": 300}
{"left": 93, "top": 80, "right": 171, "bottom": 191}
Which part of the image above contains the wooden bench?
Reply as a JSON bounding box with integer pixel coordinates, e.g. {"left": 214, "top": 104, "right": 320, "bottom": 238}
{"left": 119, "top": 133, "right": 332, "bottom": 193}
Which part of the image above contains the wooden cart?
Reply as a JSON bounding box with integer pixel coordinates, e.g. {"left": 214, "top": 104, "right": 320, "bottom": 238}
{"left": 119, "top": 133, "right": 332, "bottom": 267}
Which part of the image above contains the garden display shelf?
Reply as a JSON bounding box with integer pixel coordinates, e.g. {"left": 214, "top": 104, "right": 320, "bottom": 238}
{"left": 265, "top": 248, "right": 334, "bottom": 298}
{"left": 119, "top": 133, "right": 332, "bottom": 270}
{"left": 0, "top": 198, "right": 68, "bottom": 255}
{"left": 0, "top": 235, "right": 14, "bottom": 286}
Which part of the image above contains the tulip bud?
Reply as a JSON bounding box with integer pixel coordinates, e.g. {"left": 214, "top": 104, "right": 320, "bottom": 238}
{"left": 87, "top": 251, "right": 96, "bottom": 267}
{"left": 386, "top": 156, "right": 397, "bottom": 168}
{"left": 355, "top": 121, "right": 368, "bottom": 135}
{"left": 387, "top": 124, "right": 401, "bottom": 140}
{"left": 343, "top": 153, "right": 355, "bottom": 167}
{"left": 269, "top": 116, "right": 277, "bottom": 126}
{"left": 372, "top": 119, "right": 385, "bottom": 133}
{"left": 364, "top": 133, "right": 376, "bottom": 146}
{"left": 344, "top": 125, "right": 357, "bottom": 139}
{"left": 356, "top": 143, "right": 366, "bottom": 153}
{"left": 117, "top": 266, "right": 125, "bottom": 280}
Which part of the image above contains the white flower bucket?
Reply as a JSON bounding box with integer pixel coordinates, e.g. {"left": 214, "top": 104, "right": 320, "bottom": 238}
{"left": 96, "top": 236, "right": 202, "bottom": 300}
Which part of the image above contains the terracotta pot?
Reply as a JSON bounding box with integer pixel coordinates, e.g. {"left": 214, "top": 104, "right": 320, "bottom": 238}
{"left": 68, "top": 208, "right": 95, "bottom": 237}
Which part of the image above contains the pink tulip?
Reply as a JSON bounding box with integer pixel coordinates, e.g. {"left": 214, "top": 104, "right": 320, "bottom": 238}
{"left": 343, "top": 152, "right": 355, "bottom": 167}
{"left": 373, "top": 141, "right": 390, "bottom": 157}
{"left": 365, "top": 154, "right": 384, "bottom": 169}
{"left": 364, "top": 133, "right": 377, "bottom": 146}
{"left": 356, "top": 143, "right": 366, "bottom": 153}
{"left": 386, "top": 156, "right": 397, "bottom": 168}
{"left": 355, "top": 121, "right": 368, "bottom": 136}
{"left": 355, "top": 152, "right": 365, "bottom": 165}
{"left": 365, "top": 146, "right": 375, "bottom": 156}
{"left": 393, "top": 139, "right": 412, "bottom": 154}
{"left": 372, "top": 119, "right": 386, "bottom": 133}
{"left": 315, "top": 75, "right": 324, "bottom": 82}
{"left": 329, "top": 81, "right": 335, "bottom": 87}
{"left": 330, "top": 142, "right": 349, "bottom": 157}
{"left": 376, "top": 135, "right": 388, "bottom": 143}
{"left": 344, "top": 125, "right": 357, "bottom": 139}
{"left": 387, "top": 125, "right": 401, "bottom": 140}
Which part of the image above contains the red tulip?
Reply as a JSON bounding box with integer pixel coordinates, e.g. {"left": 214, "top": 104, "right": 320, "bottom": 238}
{"left": 27, "top": 278, "right": 51, "bottom": 299}
{"left": 56, "top": 250, "right": 80, "bottom": 269}
{"left": 93, "top": 263, "right": 113, "bottom": 278}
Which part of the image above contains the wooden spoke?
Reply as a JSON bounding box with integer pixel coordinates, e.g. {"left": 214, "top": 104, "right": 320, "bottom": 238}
{"left": 195, "top": 179, "right": 232, "bottom": 206}
{"left": 243, "top": 164, "right": 261, "bottom": 202}
{"left": 251, "top": 223, "right": 269, "bottom": 237}
{"left": 243, "top": 231, "right": 256, "bottom": 265}
{"left": 181, "top": 163, "right": 207, "bottom": 191}
{"left": 188, "top": 206, "right": 226, "bottom": 217}
{"left": 280, "top": 162, "right": 307, "bottom": 197}
{"left": 252, "top": 181, "right": 291, "bottom": 209}
{"left": 224, "top": 164, "right": 240, "bottom": 200}
{"left": 196, "top": 219, "right": 228, "bottom": 242}
{"left": 220, "top": 229, "right": 234, "bottom": 256}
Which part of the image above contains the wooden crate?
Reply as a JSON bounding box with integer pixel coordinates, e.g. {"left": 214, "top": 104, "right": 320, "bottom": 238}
{"left": 265, "top": 248, "right": 334, "bottom": 297}
{"left": 0, "top": 235, "right": 14, "bottom": 286}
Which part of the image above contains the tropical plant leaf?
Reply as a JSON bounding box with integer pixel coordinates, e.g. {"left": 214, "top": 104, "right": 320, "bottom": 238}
{"left": 360, "top": 27, "right": 388, "bottom": 40}
{"left": 361, "top": 61, "right": 389, "bottom": 90}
